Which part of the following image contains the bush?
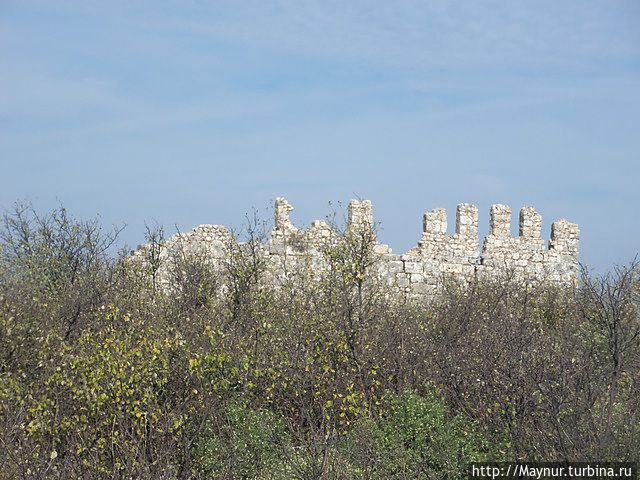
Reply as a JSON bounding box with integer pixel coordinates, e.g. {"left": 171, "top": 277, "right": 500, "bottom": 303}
{"left": 1, "top": 203, "right": 638, "bottom": 478}
{"left": 191, "top": 399, "right": 291, "bottom": 479}
{"left": 340, "top": 390, "right": 498, "bottom": 479}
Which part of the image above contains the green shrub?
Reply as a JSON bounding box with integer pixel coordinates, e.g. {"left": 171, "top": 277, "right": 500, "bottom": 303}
{"left": 191, "top": 399, "right": 291, "bottom": 479}
{"left": 339, "top": 390, "right": 499, "bottom": 479}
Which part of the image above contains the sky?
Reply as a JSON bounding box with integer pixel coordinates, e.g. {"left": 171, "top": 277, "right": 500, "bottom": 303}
{"left": 1, "top": 1, "right": 639, "bottom": 271}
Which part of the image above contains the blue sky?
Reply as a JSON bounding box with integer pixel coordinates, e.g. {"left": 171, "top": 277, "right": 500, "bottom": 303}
{"left": 1, "top": 1, "right": 639, "bottom": 270}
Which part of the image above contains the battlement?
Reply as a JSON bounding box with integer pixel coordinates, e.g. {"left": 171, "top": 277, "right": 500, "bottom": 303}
{"left": 550, "top": 219, "right": 580, "bottom": 254}
{"left": 136, "top": 197, "right": 579, "bottom": 300}
{"left": 274, "top": 197, "right": 298, "bottom": 235}
{"left": 520, "top": 207, "right": 542, "bottom": 239}
{"left": 423, "top": 208, "right": 448, "bottom": 235}
{"left": 348, "top": 199, "right": 374, "bottom": 234}
{"left": 456, "top": 203, "right": 479, "bottom": 239}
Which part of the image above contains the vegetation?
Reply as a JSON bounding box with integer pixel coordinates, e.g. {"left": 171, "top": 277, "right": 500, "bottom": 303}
{"left": 0, "top": 202, "right": 638, "bottom": 479}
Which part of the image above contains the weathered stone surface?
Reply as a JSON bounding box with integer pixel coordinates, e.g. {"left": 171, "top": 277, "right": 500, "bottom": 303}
{"left": 273, "top": 197, "right": 298, "bottom": 235}
{"left": 348, "top": 199, "right": 373, "bottom": 234}
{"left": 134, "top": 197, "right": 580, "bottom": 300}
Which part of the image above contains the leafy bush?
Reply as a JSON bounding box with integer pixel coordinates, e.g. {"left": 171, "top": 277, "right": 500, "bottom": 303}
{"left": 1, "top": 203, "right": 638, "bottom": 478}
{"left": 340, "top": 390, "right": 497, "bottom": 479}
{"left": 191, "top": 399, "right": 291, "bottom": 479}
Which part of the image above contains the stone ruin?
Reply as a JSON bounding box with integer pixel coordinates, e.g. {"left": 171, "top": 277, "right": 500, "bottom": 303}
{"left": 134, "top": 197, "right": 580, "bottom": 299}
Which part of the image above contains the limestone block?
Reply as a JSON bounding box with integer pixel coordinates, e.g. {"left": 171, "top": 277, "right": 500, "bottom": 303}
{"left": 396, "top": 274, "right": 410, "bottom": 288}
{"left": 404, "top": 261, "right": 423, "bottom": 274}
{"left": 386, "top": 260, "right": 404, "bottom": 273}
{"left": 373, "top": 243, "right": 392, "bottom": 254}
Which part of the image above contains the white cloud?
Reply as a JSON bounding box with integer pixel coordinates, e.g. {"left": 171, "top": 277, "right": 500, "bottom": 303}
{"left": 134, "top": 0, "right": 640, "bottom": 68}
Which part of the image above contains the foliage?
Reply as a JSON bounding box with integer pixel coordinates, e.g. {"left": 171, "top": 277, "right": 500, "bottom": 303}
{"left": 340, "top": 390, "right": 497, "bottom": 479}
{"left": 1, "top": 202, "right": 639, "bottom": 478}
{"left": 191, "top": 399, "right": 291, "bottom": 479}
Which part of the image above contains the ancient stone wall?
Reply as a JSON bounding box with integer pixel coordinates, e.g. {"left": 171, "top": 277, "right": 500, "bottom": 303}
{"left": 134, "top": 197, "right": 579, "bottom": 299}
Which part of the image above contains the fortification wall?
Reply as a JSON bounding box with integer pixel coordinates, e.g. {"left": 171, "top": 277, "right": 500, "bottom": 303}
{"left": 135, "top": 197, "right": 579, "bottom": 299}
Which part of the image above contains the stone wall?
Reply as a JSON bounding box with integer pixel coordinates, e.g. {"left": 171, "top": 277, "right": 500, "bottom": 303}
{"left": 134, "top": 197, "right": 579, "bottom": 299}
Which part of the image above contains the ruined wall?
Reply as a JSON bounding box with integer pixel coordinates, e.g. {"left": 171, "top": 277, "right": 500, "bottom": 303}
{"left": 136, "top": 197, "right": 579, "bottom": 299}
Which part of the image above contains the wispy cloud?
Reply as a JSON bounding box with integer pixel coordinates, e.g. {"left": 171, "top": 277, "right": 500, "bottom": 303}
{"left": 134, "top": 0, "right": 640, "bottom": 67}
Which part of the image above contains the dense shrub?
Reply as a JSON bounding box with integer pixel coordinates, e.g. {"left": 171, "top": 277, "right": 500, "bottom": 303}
{"left": 0, "top": 203, "right": 638, "bottom": 479}
{"left": 191, "top": 399, "right": 291, "bottom": 479}
{"left": 339, "top": 390, "right": 497, "bottom": 479}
